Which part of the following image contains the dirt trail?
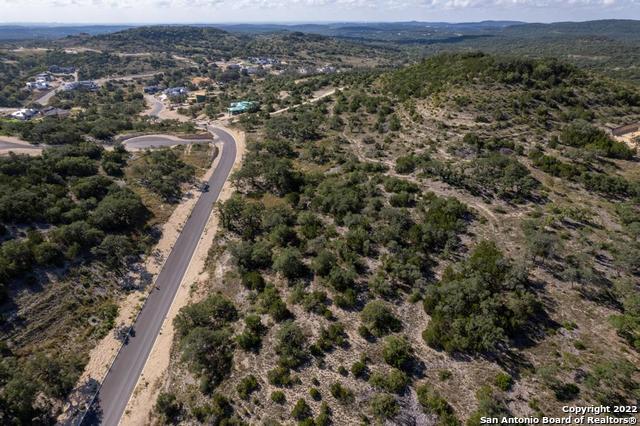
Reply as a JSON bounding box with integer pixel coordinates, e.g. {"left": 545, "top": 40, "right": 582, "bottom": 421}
{"left": 0, "top": 136, "right": 44, "bottom": 156}
{"left": 270, "top": 87, "right": 341, "bottom": 116}
{"left": 343, "top": 131, "right": 501, "bottom": 228}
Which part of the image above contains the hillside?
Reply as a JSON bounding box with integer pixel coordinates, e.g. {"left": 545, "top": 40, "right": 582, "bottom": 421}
{"left": 66, "top": 26, "right": 401, "bottom": 65}
{"left": 150, "top": 53, "right": 640, "bottom": 425}
{"left": 418, "top": 20, "right": 640, "bottom": 82}
{"left": 0, "top": 25, "right": 132, "bottom": 41}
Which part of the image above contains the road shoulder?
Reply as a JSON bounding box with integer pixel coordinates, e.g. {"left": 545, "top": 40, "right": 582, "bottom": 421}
{"left": 120, "top": 126, "right": 245, "bottom": 425}
{"left": 56, "top": 133, "right": 233, "bottom": 424}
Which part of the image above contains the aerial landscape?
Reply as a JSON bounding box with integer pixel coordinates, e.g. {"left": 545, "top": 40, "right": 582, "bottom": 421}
{"left": 0, "top": 1, "right": 640, "bottom": 425}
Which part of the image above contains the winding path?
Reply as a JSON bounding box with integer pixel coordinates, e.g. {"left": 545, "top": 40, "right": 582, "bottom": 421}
{"left": 123, "top": 134, "right": 211, "bottom": 150}
{"left": 82, "top": 126, "right": 238, "bottom": 426}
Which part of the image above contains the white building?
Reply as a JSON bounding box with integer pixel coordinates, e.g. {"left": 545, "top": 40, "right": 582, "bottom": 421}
{"left": 26, "top": 81, "right": 50, "bottom": 90}
{"left": 10, "top": 108, "right": 38, "bottom": 120}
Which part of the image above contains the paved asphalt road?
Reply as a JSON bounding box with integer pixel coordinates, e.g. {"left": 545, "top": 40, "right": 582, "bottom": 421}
{"left": 84, "top": 126, "right": 237, "bottom": 426}
{"left": 123, "top": 134, "right": 209, "bottom": 150}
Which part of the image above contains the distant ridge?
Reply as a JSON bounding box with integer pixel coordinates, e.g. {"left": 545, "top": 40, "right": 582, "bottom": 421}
{"left": 0, "top": 25, "right": 133, "bottom": 40}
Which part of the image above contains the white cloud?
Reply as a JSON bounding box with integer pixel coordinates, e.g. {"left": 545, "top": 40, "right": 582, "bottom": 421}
{"left": 9, "top": 0, "right": 639, "bottom": 8}
{"left": 1, "top": 0, "right": 639, "bottom": 22}
{"left": 419, "top": 0, "right": 639, "bottom": 7}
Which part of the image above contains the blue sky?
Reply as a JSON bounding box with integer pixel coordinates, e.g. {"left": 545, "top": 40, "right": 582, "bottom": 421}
{"left": 2, "top": 0, "right": 639, "bottom": 24}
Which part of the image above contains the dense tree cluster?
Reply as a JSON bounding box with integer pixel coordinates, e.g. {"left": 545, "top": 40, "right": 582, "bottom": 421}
{"left": 132, "top": 148, "right": 195, "bottom": 201}
{"left": 0, "top": 138, "right": 161, "bottom": 421}
{"left": 559, "top": 122, "right": 635, "bottom": 160}
{"left": 173, "top": 293, "right": 239, "bottom": 393}
{"left": 0, "top": 146, "right": 150, "bottom": 296}
{"left": 423, "top": 241, "right": 538, "bottom": 353}
{"left": 422, "top": 153, "right": 539, "bottom": 203}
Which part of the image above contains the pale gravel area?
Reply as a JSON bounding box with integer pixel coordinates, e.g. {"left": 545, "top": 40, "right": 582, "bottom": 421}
{"left": 614, "top": 130, "right": 640, "bottom": 149}
{"left": 57, "top": 131, "right": 238, "bottom": 424}
{"left": 0, "top": 136, "right": 43, "bottom": 156}
{"left": 0, "top": 147, "right": 43, "bottom": 156}
{"left": 142, "top": 94, "right": 191, "bottom": 122}
{"left": 120, "top": 126, "right": 246, "bottom": 426}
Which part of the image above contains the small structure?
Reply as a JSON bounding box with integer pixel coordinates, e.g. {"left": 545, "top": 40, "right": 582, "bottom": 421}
{"left": 164, "top": 87, "right": 188, "bottom": 98}
{"left": 35, "top": 72, "right": 53, "bottom": 82}
{"left": 143, "top": 85, "right": 161, "bottom": 94}
{"left": 26, "top": 81, "right": 50, "bottom": 90}
{"left": 63, "top": 81, "right": 98, "bottom": 91}
{"left": 40, "top": 106, "right": 70, "bottom": 119}
{"left": 317, "top": 65, "right": 337, "bottom": 74}
{"left": 10, "top": 108, "right": 38, "bottom": 120}
{"left": 49, "top": 65, "right": 76, "bottom": 74}
{"left": 611, "top": 123, "right": 640, "bottom": 137}
{"left": 249, "top": 57, "right": 279, "bottom": 65}
{"left": 243, "top": 66, "right": 262, "bottom": 75}
{"left": 228, "top": 101, "right": 259, "bottom": 115}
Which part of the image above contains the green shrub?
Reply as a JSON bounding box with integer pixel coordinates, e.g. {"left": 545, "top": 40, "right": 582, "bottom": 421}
{"left": 173, "top": 293, "right": 238, "bottom": 338}
{"left": 395, "top": 155, "right": 417, "bottom": 174}
{"left": 382, "top": 335, "right": 414, "bottom": 371}
{"left": 291, "top": 398, "right": 312, "bottom": 420}
{"left": 370, "top": 393, "right": 399, "bottom": 420}
{"left": 268, "top": 366, "right": 294, "bottom": 387}
{"left": 275, "top": 321, "right": 308, "bottom": 368}
{"left": 316, "top": 402, "right": 331, "bottom": 426}
{"left": 309, "top": 387, "right": 322, "bottom": 401}
{"left": 369, "top": 368, "right": 408, "bottom": 394}
{"left": 360, "top": 301, "right": 401, "bottom": 337}
{"left": 560, "top": 122, "right": 634, "bottom": 160}
{"left": 259, "top": 284, "right": 292, "bottom": 321}
{"left": 495, "top": 372, "right": 513, "bottom": 391}
{"left": 271, "top": 391, "right": 286, "bottom": 404}
{"left": 154, "top": 392, "right": 182, "bottom": 423}
{"left": 236, "top": 314, "right": 267, "bottom": 353}
{"left": 438, "top": 370, "right": 452, "bottom": 381}
{"left": 272, "top": 247, "right": 306, "bottom": 280}
{"left": 553, "top": 383, "right": 580, "bottom": 402}
{"left": 242, "top": 271, "right": 266, "bottom": 291}
{"left": 351, "top": 360, "right": 367, "bottom": 379}
{"left": 329, "top": 382, "right": 354, "bottom": 405}
{"left": 316, "top": 323, "right": 348, "bottom": 352}
{"left": 237, "top": 375, "right": 259, "bottom": 400}
{"left": 416, "top": 383, "right": 460, "bottom": 426}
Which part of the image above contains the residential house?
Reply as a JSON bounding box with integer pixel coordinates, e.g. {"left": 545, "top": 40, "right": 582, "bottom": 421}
{"left": 63, "top": 81, "right": 98, "bottom": 91}
{"left": 164, "top": 87, "right": 189, "bottom": 98}
{"left": 26, "top": 81, "right": 51, "bottom": 90}
{"left": 36, "top": 72, "right": 53, "bottom": 82}
{"left": 228, "top": 101, "right": 259, "bottom": 115}
{"left": 10, "top": 108, "right": 38, "bottom": 120}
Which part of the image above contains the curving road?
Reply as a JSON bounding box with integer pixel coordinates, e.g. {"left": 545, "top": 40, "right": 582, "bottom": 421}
{"left": 83, "top": 126, "right": 237, "bottom": 426}
{"left": 123, "top": 134, "right": 212, "bottom": 150}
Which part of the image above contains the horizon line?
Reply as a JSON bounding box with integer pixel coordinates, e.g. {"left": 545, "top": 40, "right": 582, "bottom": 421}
{"left": 1, "top": 18, "right": 639, "bottom": 26}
